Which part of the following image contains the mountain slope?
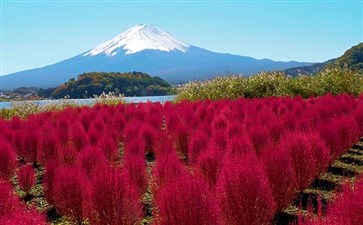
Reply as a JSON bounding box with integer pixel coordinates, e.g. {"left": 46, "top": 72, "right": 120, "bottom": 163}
{"left": 283, "top": 59, "right": 336, "bottom": 76}
{"left": 283, "top": 42, "right": 363, "bottom": 76}
{"left": 1, "top": 24, "right": 312, "bottom": 90}
{"left": 335, "top": 42, "right": 363, "bottom": 71}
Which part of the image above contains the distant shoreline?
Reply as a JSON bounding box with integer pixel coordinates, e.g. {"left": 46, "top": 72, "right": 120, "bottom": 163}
{"left": 0, "top": 95, "right": 175, "bottom": 109}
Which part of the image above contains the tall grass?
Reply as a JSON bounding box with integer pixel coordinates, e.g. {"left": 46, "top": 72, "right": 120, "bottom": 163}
{"left": 0, "top": 92, "right": 125, "bottom": 119}
{"left": 176, "top": 68, "right": 363, "bottom": 101}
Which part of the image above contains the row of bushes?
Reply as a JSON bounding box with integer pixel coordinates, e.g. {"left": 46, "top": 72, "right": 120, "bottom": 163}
{"left": 175, "top": 68, "right": 363, "bottom": 101}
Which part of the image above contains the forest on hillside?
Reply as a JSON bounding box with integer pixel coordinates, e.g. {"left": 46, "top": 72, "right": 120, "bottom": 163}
{"left": 49, "top": 72, "right": 173, "bottom": 99}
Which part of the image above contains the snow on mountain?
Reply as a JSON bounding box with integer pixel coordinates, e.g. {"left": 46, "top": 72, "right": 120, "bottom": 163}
{"left": 83, "top": 24, "right": 190, "bottom": 56}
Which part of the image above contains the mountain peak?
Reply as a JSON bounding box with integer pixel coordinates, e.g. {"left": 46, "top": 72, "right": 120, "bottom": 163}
{"left": 83, "top": 24, "right": 190, "bottom": 56}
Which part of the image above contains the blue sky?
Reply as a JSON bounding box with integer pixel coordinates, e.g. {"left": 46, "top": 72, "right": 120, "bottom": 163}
{"left": 1, "top": 0, "right": 362, "bottom": 75}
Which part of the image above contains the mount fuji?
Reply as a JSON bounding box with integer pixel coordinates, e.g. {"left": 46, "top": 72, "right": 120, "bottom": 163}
{"left": 1, "top": 24, "right": 312, "bottom": 90}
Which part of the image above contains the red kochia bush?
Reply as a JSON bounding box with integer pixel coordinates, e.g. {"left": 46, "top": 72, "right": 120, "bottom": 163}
{"left": 261, "top": 146, "right": 297, "bottom": 211}
{"left": 188, "top": 129, "right": 209, "bottom": 163}
{"left": 124, "top": 136, "right": 145, "bottom": 157}
{"left": 197, "top": 147, "right": 223, "bottom": 187}
{"left": 87, "top": 127, "right": 100, "bottom": 145}
{"left": 0, "top": 180, "right": 19, "bottom": 218}
{"left": 122, "top": 154, "right": 147, "bottom": 198}
{"left": 153, "top": 132, "right": 180, "bottom": 157}
{"left": 69, "top": 122, "right": 89, "bottom": 151}
{"left": 353, "top": 104, "right": 363, "bottom": 132}
{"left": 319, "top": 116, "right": 359, "bottom": 158}
{"left": 0, "top": 180, "right": 48, "bottom": 225}
{"left": 268, "top": 119, "right": 285, "bottom": 143}
{"left": 141, "top": 124, "right": 158, "bottom": 155}
{"left": 111, "top": 113, "right": 126, "bottom": 135}
{"left": 0, "top": 208, "right": 48, "bottom": 225}
{"left": 19, "top": 131, "right": 40, "bottom": 164}
{"left": 211, "top": 129, "right": 228, "bottom": 150}
{"left": 212, "top": 114, "right": 228, "bottom": 130}
{"left": 217, "top": 153, "right": 276, "bottom": 225}
{"left": 89, "top": 117, "right": 105, "bottom": 132}
{"left": 9, "top": 116, "right": 22, "bottom": 130}
{"left": 154, "top": 174, "right": 220, "bottom": 225}
{"left": 153, "top": 153, "right": 186, "bottom": 187}
{"left": 90, "top": 166, "right": 141, "bottom": 225}
{"left": 52, "top": 166, "right": 92, "bottom": 224}
{"left": 61, "top": 145, "right": 79, "bottom": 165}
{"left": 226, "top": 135, "right": 254, "bottom": 157}
{"left": 280, "top": 132, "right": 316, "bottom": 191}
{"left": 80, "top": 113, "right": 92, "bottom": 132}
{"left": 17, "top": 165, "right": 36, "bottom": 193}
{"left": 38, "top": 131, "right": 61, "bottom": 164}
{"left": 226, "top": 121, "right": 245, "bottom": 139}
{"left": 331, "top": 116, "right": 360, "bottom": 152}
{"left": 78, "top": 146, "right": 107, "bottom": 177}
{"left": 310, "top": 133, "right": 331, "bottom": 175}
{"left": 318, "top": 122, "right": 342, "bottom": 158}
{"left": 0, "top": 141, "right": 17, "bottom": 181}
{"left": 43, "top": 160, "right": 59, "bottom": 205}
{"left": 174, "top": 124, "right": 190, "bottom": 159}
{"left": 123, "top": 122, "right": 146, "bottom": 150}
{"left": 96, "top": 135, "right": 119, "bottom": 161}
{"left": 248, "top": 125, "right": 272, "bottom": 156}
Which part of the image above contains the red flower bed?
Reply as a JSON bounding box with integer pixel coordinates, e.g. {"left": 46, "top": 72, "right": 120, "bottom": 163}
{"left": 0, "top": 94, "right": 362, "bottom": 224}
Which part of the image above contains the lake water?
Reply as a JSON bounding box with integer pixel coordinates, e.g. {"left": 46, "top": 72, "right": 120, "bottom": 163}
{"left": 0, "top": 95, "right": 175, "bottom": 109}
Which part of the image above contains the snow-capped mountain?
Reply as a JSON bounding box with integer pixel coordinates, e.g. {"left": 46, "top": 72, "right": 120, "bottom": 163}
{"left": 1, "top": 24, "right": 312, "bottom": 90}
{"left": 84, "top": 24, "right": 190, "bottom": 56}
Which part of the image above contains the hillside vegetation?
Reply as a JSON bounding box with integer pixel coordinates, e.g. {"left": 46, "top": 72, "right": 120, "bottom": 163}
{"left": 50, "top": 72, "right": 173, "bottom": 99}
{"left": 176, "top": 68, "right": 363, "bottom": 101}
{"left": 284, "top": 42, "right": 363, "bottom": 76}
{"left": 334, "top": 42, "right": 363, "bottom": 72}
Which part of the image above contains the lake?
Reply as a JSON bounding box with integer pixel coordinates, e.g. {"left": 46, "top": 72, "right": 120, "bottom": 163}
{"left": 0, "top": 95, "right": 175, "bottom": 109}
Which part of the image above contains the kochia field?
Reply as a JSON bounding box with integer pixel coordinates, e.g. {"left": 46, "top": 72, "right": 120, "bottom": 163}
{"left": 1, "top": 94, "right": 363, "bottom": 225}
